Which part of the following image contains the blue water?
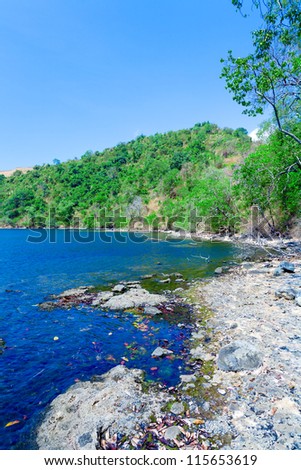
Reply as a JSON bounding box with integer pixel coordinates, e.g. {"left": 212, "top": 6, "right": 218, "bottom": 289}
{"left": 0, "top": 230, "right": 240, "bottom": 449}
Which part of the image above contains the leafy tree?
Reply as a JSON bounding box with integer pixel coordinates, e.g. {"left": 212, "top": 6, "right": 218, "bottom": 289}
{"left": 221, "top": 0, "right": 301, "bottom": 158}
{"left": 235, "top": 123, "right": 301, "bottom": 233}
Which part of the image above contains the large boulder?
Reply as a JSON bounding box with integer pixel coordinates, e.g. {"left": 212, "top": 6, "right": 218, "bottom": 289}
{"left": 217, "top": 340, "right": 263, "bottom": 372}
{"left": 103, "top": 287, "right": 167, "bottom": 310}
{"left": 37, "top": 365, "right": 168, "bottom": 450}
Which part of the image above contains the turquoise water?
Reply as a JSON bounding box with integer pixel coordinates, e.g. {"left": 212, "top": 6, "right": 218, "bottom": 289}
{"left": 0, "top": 230, "right": 240, "bottom": 449}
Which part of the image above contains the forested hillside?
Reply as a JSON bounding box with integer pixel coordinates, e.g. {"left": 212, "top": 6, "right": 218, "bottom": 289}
{"left": 0, "top": 121, "right": 300, "bottom": 235}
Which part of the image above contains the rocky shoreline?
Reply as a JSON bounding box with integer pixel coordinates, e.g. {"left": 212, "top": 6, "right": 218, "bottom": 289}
{"left": 186, "top": 254, "right": 301, "bottom": 450}
{"left": 36, "top": 242, "right": 301, "bottom": 450}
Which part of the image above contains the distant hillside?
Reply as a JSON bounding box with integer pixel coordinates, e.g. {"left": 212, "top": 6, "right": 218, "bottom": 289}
{"left": 0, "top": 122, "right": 256, "bottom": 231}
{"left": 0, "top": 167, "right": 33, "bottom": 177}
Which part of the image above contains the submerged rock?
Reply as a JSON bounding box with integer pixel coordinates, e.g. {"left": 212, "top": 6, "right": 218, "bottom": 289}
{"left": 38, "top": 301, "right": 57, "bottom": 311}
{"left": 0, "top": 338, "right": 6, "bottom": 354}
{"left": 217, "top": 340, "right": 263, "bottom": 372}
{"left": 37, "top": 365, "right": 169, "bottom": 450}
{"left": 151, "top": 346, "right": 174, "bottom": 358}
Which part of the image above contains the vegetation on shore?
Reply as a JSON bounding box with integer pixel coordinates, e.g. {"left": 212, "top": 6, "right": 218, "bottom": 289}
{"left": 0, "top": 121, "right": 300, "bottom": 235}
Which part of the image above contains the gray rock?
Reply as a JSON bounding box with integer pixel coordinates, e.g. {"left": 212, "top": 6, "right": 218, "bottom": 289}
{"left": 91, "top": 291, "right": 113, "bottom": 306}
{"left": 275, "top": 286, "right": 296, "bottom": 300}
{"left": 58, "top": 287, "right": 91, "bottom": 298}
{"left": 103, "top": 288, "right": 167, "bottom": 310}
{"left": 78, "top": 432, "right": 93, "bottom": 447}
{"left": 159, "top": 278, "right": 171, "bottom": 284}
{"left": 164, "top": 426, "right": 182, "bottom": 440}
{"left": 279, "top": 261, "right": 295, "bottom": 273}
{"left": 144, "top": 306, "right": 161, "bottom": 315}
{"left": 151, "top": 347, "right": 173, "bottom": 358}
{"left": 170, "top": 402, "right": 184, "bottom": 415}
{"left": 180, "top": 374, "right": 196, "bottom": 383}
{"left": 37, "top": 365, "right": 169, "bottom": 450}
{"left": 217, "top": 340, "right": 263, "bottom": 372}
{"left": 215, "top": 267, "right": 223, "bottom": 274}
{"left": 112, "top": 284, "right": 126, "bottom": 293}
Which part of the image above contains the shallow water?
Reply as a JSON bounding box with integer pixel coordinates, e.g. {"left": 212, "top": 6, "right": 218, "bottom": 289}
{"left": 0, "top": 229, "right": 241, "bottom": 449}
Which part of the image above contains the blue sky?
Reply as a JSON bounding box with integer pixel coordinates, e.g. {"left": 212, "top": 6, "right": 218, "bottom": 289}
{"left": 0, "top": 0, "right": 264, "bottom": 170}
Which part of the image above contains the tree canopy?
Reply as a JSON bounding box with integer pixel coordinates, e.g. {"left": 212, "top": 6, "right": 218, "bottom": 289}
{"left": 221, "top": 0, "right": 301, "bottom": 154}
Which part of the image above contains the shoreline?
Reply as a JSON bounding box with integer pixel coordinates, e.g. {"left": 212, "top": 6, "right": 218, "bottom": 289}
{"left": 1, "top": 225, "right": 300, "bottom": 249}
{"left": 36, "top": 243, "right": 301, "bottom": 450}
{"left": 186, "top": 253, "right": 301, "bottom": 449}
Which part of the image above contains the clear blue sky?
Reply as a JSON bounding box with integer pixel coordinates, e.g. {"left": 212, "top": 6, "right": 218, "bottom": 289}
{"left": 0, "top": 0, "right": 263, "bottom": 170}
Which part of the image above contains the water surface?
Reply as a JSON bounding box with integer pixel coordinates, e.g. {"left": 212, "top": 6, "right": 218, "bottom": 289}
{"left": 0, "top": 229, "right": 241, "bottom": 449}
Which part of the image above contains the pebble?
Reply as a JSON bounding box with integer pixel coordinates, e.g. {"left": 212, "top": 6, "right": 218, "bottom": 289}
{"left": 151, "top": 347, "right": 174, "bottom": 358}
{"left": 170, "top": 402, "right": 184, "bottom": 415}
{"left": 164, "top": 426, "right": 182, "bottom": 440}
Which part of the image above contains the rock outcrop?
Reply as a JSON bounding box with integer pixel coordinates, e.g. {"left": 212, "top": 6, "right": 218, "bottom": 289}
{"left": 37, "top": 365, "right": 169, "bottom": 450}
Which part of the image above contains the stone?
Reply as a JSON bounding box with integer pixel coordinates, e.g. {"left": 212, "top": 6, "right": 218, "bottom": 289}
{"left": 144, "top": 306, "right": 161, "bottom": 315}
{"left": 275, "top": 286, "right": 296, "bottom": 300}
{"left": 112, "top": 284, "right": 126, "bottom": 293}
{"left": 159, "top": 278, "right": 171, "bottom": 284}
{"left": 217, "top": 340, "right": 263, "bottom": 372}
{"left": 91, "top": 291, "right": 113, "bottom": 306}
{"left": 170, "top": 402, "right": 184, "bottom": 415}
{"left": 190, "top": 345, "right": 209, "bottom": 361}
{"left": 164, "top": 426, "right": 182, "bottom": 441}
{"left": 279, "top": 261, "right": 295, "bottom": 273}
{"left": 78, "top": 432, "right": 93, "bottom": 447}
{"left": 37, "top": 365, "right": 169, "bottom": 450}
{"left": 103, "top": 288, "right": 167, "bottom": 310}
{"left": 215, "top": 267, "right": 223, "bottom": 274}
{"left": 180, "top": 374, "right": 196, "bottom": 383}
{"left": 58, "top": 287, "right": 91, "bottom": 298}
{"left": 151, "top": 347, "right": 173, "bottom": 358}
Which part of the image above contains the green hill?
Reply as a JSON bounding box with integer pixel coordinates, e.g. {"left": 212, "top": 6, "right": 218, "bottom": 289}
{"left": 0, "top": 122, "right": 254, "bottom": 231}
{"left": 1, "top": 121, "right": 300, "bottom": 235}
